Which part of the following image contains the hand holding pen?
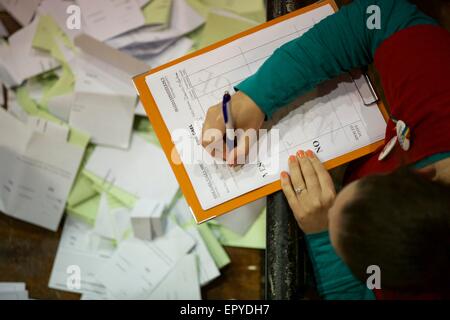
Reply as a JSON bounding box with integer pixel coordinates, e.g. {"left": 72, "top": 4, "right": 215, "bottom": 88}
{"left": 201, "top": 91, "right": 265, "bottom": 166}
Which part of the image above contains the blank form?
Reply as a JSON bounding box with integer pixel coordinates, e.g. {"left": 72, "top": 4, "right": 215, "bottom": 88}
{"left": 144, "top": 3, "right": 386, "bottom": 211}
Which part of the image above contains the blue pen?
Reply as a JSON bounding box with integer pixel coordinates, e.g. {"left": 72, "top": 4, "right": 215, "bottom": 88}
{"left": 222, "top": 91, "right": 235, "bottom": 153}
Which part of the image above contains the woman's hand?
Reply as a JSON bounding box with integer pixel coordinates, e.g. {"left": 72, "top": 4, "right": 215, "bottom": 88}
{"left": 280, "top": 150, "right": 336, "bottom": 234}
{"left": 201, "top": 91, "right": 265, "bottom": 165}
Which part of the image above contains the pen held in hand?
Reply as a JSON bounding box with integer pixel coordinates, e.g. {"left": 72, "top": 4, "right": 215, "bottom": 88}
{"left": 222, "top": 91, "right": 235, "bottom": 155}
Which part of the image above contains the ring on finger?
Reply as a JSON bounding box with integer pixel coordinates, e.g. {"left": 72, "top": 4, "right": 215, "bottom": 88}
{"left": 294, "top": 186, "right": 306, "bottom": 195}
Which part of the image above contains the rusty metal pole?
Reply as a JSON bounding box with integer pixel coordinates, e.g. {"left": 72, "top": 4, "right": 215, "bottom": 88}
{"left": 265, "top": 0, "right": 317, "bottom": 300}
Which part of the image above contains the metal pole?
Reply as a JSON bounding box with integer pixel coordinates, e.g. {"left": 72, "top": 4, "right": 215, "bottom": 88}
{"left": 265, "top": 0, "right": 317, "bottom": 300}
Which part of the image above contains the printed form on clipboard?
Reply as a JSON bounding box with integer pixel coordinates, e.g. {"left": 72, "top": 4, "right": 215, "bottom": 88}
{"left": 133, "top": 0, "right": 389, "bottom": 223}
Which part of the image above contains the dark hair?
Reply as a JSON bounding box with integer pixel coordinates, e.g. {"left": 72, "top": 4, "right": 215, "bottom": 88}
{"left": 338, "top": 169, "right": 450, "bottom": 293}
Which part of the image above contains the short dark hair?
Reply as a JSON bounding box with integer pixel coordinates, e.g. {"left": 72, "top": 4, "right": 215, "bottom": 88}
{"left": 338, "top": 169, "right": 450, "bottom": 294}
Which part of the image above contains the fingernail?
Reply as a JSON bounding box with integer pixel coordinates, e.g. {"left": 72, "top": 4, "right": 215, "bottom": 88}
{"left": 297, "top": 150, "right": 305, "bottom": 158}
{"left": 281, "top": 171, "right": 289, "bottom": 179}
{"left": 289, "top": 155, "right": 296, "bottom": 163}
{"left": 306, "top": 150, "right": 314, "bottom": 158}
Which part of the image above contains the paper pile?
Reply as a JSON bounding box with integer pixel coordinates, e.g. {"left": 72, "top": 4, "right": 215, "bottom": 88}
{"left": 0, "top": 0, "right": 267, "bottom": 300}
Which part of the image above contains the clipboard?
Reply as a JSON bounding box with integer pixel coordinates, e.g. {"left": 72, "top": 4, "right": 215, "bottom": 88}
{"left": 133, "top": 0, "right": 389, "bottom": 224}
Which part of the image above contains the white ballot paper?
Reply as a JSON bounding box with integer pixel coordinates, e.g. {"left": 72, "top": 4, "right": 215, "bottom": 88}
{"left": 143, "top": 37, "right": 193, "bottom": 67}
{"left": 216, "top": 198, "right": 265, "bottom": 236}
{"left": 0, "top": 18, "right": 59, "bottom": 87}
{"left": 143, "top": 4, "right": 386, "bottom": 210}
{"left": 37, "top": 0, "right": 82, "bottom": 40}
{"left": 0, "top": 108, "right": 84, "bottom": 231}
{"left": 85, "top": 133, "right": 179, "bottom": 206}
{"left": 76, "top": 0, "right": 146, "bottom": 41}
{"left": 172, "top": 197, "right": 220, "bottom": 285}
{"left": 47, "top": 93, "right": 73, "bottom": 122}
{"left": 130, "top": 198, "right": 166, "bottom": 241}
{"left": 69, "top": 52, "right": 136, "bottom": 148}
{"left": 49, "top": 215, "right": 116, "bottom": 296}
{"left": 94, "top": 193, "right": 132, "bottom": 242}
{"left": 148, "top": 254, "right": 201, "bottom": 300}
{"left": 26, "top": 116, "right": 70, "bottom": 142}
{"left": 183, "top": 224, "right": 220, "bottom": 286}
{"left": 106, "top": 0, "right": 204, "bottom": 49}
{"left": 96, "top": 225, "right": 195, "bottom": 299}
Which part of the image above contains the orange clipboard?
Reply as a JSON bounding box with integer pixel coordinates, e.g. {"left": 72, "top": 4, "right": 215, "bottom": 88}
{"left": 133, "top": 0, "right": 389, "bottom": 224}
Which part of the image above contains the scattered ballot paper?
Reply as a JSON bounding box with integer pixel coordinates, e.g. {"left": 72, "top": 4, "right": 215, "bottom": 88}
{"left": 74, "top": 34, "right": 150, "bottom": 80}
{"left": 68, "top": 52, "right": 136, "bottom": 148}
{"left": 143, "top": 37, "right": 193, "bottom": 67}
{"left": 96, "top": 225, "right": 195, "bottom": 299}
{"left": 26, "top": 115, "right": 70, "bottom": 142}
{"left": 85, "top": 133, "right": 179, "bottom": 206}
{"left": 47, "top": 93, "right": 74, "bottom": 122}
{"left": 172, "top": 196, "right": 220, "bottom": 285}
{"left": 37, "top": 0, "right": 82, "bottom": 40}
{"left": 49, "top": 215, "right": 116, "bottom": 296}
{"left": 183, "top": 224, "right": 220, "bottom": 285}
{"left": 148, "top": 254, "right": 201, "bottom": 300}
{"left": 77, "top": 0, "right": 146, "bottom": 41}
{"left": 216, "top": 198, "right": 265, "bottom": 236}
{"left": 0, "top": 108, "right": 84, "bottom": 231}
{"left": 94, "top": 193, "right": 132, "bottom": 242}
{"left": 0, "top": 18, "right": 59, "bottom": 88}
{"left": 130, "top": 198, "right": 166, "bottom": 241}
{"left": 107, "top": 0, "right": 204, "bottom": 49}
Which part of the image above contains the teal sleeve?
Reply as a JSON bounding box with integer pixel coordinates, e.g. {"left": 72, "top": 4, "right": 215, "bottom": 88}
{"left": 305, "top": 231, "right": 375, "bottom": 300}
{"left": 236, "top": 0, "right": 436, "bottom": 118}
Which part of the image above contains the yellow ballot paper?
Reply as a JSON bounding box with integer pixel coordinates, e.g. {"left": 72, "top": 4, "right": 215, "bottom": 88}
{"left": 133, "top": 0, "right": 388, "bottom": 223}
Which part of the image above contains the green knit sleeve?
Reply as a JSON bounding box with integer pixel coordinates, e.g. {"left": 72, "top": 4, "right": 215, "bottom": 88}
{"left": 305, "top": 231, "right": 375, "bottom": 300}
{"left": 236, "top": 0, "right": 436, "bottom": 118}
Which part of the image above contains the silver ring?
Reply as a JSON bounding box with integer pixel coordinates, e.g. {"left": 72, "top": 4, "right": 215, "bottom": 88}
{"left": 294, "top": 186, "right": 305, "bottom": 195}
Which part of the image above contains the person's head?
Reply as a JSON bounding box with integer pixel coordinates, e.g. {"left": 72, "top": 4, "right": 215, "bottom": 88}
{"left": 328, "top": 169, "right": 450, "bottom": 293}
